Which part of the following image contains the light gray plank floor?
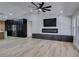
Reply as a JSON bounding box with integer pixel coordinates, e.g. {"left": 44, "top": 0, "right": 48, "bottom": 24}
{"left": 0, "top": 37, "right": 78, "bottom": 57}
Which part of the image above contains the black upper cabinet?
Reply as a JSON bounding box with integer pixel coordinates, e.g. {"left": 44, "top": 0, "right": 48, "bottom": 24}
{"left": 5, "top": 19, "right": 27, "bottom": 37}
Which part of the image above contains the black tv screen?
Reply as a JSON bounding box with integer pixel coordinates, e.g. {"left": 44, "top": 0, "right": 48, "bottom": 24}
{"left": 43, "top": 18, "right": 56, "bottom": 27}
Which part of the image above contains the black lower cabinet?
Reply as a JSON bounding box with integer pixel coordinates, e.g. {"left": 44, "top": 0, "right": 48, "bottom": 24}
{"left": 7, "top": 30, "right": 12, "bottom": 36}
{"left": 17, "top": 31, "right": 27, "bottom": 37}
{"left": 61, "top": 35, "right": 73, "bottom": 42}
{"left": 32, "top": 33, "right": 73, "bottom": 42}
{"left": 5, "top": 19, "right": 27, "bottom": 37}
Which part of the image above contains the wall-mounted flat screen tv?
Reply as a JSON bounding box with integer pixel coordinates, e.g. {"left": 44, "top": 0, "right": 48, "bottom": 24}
{"left": 43, "top": 18, "right": 56, "bottom": 27}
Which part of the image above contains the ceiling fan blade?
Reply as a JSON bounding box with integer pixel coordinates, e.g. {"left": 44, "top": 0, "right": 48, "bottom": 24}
{"left": 31, "top": 2, "right": 39, "bottom": 8}
{"left": 42, "top": 9, "right": 46, "bottom": 12}
{"left": 39, "top": 2, "right": 44, "bottom": 8}
{"left": 43, "top": 6, "right": 52, "bottom": 8}
{"left": 43, "top": 8, "right": 51, "bottom": 11}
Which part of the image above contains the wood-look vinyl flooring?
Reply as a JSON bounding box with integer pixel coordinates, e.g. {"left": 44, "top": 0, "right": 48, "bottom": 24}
{"left": 0, "top": 37, "right": 78, "bottom": 57}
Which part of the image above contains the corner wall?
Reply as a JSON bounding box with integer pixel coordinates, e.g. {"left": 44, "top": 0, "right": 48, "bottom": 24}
{"left": 72, "top": 10, "right": 79, "bottom": 49}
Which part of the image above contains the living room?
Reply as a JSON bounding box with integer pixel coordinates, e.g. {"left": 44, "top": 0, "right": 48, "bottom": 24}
{"left": 0, "top": 2, "right": 79, "bottom": 57}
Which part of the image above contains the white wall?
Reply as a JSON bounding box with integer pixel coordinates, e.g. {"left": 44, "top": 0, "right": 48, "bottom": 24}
{"left": 58, "top": 15, "right": 72, "bottom": 35}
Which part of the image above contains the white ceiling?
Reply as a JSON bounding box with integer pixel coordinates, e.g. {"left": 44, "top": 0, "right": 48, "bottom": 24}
{"left": 0, "top": 2, "right": 79, "bottom": 19}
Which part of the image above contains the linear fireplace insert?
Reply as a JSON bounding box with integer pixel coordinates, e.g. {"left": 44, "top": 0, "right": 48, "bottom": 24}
{"left": 42, "top": 29, "right": 58, "bottom": 33}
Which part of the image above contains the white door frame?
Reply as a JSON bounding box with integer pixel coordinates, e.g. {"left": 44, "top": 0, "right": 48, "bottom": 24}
{"left": 27, "top": 21, "right": 32, "bottom": 38}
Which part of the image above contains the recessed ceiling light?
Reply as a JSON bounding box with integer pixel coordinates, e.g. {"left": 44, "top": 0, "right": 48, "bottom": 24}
{"left": 30, "top": 9, "right": 33, "bottom": 12}
{"left": 60, "top": 10, "right": 63, "bottom": 14}
{"left": 9, "top": 13, "right": 12, "bottom": 15}
{"left": 4, "top": 16, "right": 7, "bottom": 19}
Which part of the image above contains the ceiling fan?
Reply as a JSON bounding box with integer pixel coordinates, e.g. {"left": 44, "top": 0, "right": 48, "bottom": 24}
{"left": 31, "top": 2, "right": 52, "bottom": 13}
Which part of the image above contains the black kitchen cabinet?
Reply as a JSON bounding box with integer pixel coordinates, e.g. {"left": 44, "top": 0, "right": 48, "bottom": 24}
{"left": 5, "top": 19, "right": 27, "bottom": 37}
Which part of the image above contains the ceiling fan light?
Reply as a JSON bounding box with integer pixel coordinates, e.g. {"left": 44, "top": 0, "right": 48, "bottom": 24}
{"left": 9, "top": 13, "right": 13, "bottom": 16}
{"left": 60, "top": 10, "right": 63, "bottom": 14}
{"left": 38, "top": 9, "right": 42, "bottom": 12}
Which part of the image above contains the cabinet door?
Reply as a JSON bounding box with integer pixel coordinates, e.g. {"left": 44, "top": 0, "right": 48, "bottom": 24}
{"left": 0, "top": 21, "right": 5, "bottom": 31}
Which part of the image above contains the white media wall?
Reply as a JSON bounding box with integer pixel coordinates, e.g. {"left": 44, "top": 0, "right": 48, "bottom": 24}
{"left": 29, "top": 14, "right": 72, "bottom": 35}
{"left": 22, "top": 13, "right": 72, "bottom": 37}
